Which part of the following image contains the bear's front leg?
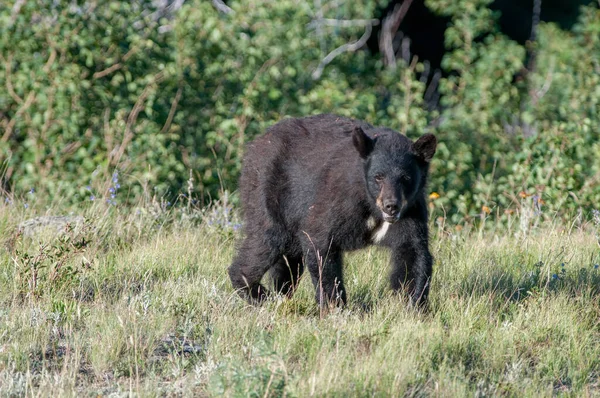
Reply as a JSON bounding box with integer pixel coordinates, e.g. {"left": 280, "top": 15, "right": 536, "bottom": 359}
{"left": 303, "top": 244, "right": 346, "bottom": 307}
{"left": 390, "top": 224, "right": 433, "bottom": 309}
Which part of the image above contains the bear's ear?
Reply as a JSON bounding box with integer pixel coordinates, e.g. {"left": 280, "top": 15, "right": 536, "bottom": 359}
{"left": 413, "top": 133, "right": 437, "bottom": 162}
{"left": 352, "top": 127, "right": 374, "bottom": 159}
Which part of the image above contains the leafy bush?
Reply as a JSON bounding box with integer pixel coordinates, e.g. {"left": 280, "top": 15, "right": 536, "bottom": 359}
{"left": 1, "top": 0, "right": 599, "bottom": 224}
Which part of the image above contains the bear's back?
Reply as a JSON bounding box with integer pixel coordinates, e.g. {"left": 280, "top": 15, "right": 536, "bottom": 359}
{"left": 240, "top": 114, "right": 368, "bottom": 187}
{"left": 239, "top": 115, "right": 370, "bottom": 232}
{"left": 253, "top": 114, "right": 369, "bottom": 157}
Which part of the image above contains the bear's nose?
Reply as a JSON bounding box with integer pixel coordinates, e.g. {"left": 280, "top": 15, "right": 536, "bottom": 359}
{"left": 383, "top": 199, "right": 399, "bottom": 215}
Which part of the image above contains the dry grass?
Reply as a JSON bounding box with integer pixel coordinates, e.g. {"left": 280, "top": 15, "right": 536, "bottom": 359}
{"left": 0, "top": 198, "right": 599, "bottom": 396}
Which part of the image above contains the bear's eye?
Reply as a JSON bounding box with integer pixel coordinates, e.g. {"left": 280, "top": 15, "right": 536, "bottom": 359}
{"left": 374, "top": 174, "right": 384, "bottom": 183}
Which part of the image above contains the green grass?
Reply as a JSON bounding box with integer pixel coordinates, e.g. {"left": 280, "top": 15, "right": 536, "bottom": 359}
{"left": 1, "top": 200, "right": 599, "bottom": 397}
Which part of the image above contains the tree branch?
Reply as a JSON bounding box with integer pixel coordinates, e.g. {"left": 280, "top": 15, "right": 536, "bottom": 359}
{"left": 312, "top": 24, "right": 374, "bottom": 80}
{"left": 212, "top": 0, "right": 233, "bottom": 14}
{"left": 159, "top": 84, "right": 183, "bottom": 135}
{"left": 380, "top": 0, "right": 414, "bottom": 69}
{"left": 308, "top": 18, "right": 379, "bottom": 29}
{"left": 112, "top": 72, "right": 165, "bottom": 166}
{"left": 2, "top": 91, "right": 36, "bottom": 143}
{"left": 2, "top": 54, "right": 23, "bottom": 104}
{"left": 9, "top": 0, "right": 26, "bottom": 28}
{"left": 93, "top": 46, "right": 137, "bottom": 80}
{"left": 93, "top": 63, "right": 123, "bottom": 80}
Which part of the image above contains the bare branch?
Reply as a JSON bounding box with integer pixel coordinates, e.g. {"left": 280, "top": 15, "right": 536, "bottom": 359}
{"left": 424, "top": 69, "right": 441, "bottom": 105}
{"left": 314, "top": 0, "right": 326, "bottom": 54}
{"left": 380, "top": 0, "right": 414, "bottom": 69}
{"left": 43, "top": 47, "right": 57, "bottom": 73}
{"left": 2, "top": 91, "right": 36, "bottom": 143}
{"left": 401, "top": 56, "right": 418, "bottom": 135}
{"left": 308, "top": 18, "right": 380, "bottom": 29}
{"left": 400, "top": 35, "right": 411, "bottom": 63}
{"left": 419, "top": 60, "right": 430, "bottom": 84}
{"left": 93, "top": 46, "right": 138, "bottom": 80}
{"left": 112, "top": 72, "right": 165, "bottom": 166}
{"left": 93, "top": 63, "right": 123, "bottom": 80}
{"left": 159, "top": 85, "right": 183, "bottom": 135}
{"left": 312, "top": 24, "right": 373, "bottom": 80}
{"left": 2, "top": 54, "right": 23, "bottom": 104}
{"left": 9, "top": 0, "right": 26, "bottom": 28}
{"left": 212, "top": 0, "right": 233, "bottom": 14}
{"left": 529, "top": 0, "right": 542, "bottom": 44}
{"left": 531, "top": 57, "right": 555, "bottom": 106}
{"left": 525, "top": 0, "right": 542, "bottom": 73}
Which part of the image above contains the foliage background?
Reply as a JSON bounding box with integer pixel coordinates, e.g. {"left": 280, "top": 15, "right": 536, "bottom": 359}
{"left": 1, "top": 0, "right": 599, "bottom": 224}
{"left": 2, "top": 2, "right": 600, "bottom": 395}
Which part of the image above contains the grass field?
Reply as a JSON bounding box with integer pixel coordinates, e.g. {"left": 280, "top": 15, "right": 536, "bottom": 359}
{"left": 1, "top": 199, "right": 599, "bottom": 397}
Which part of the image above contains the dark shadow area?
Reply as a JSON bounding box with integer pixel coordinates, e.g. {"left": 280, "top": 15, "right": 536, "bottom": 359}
{"left": 367, "top": 0, "right": 449, "bottom": 71}
{"left": 368, "top": 0, "right": 596, "bottom": 72}
{"left": 491, "top": 0, "right": 595, "bottom": 43}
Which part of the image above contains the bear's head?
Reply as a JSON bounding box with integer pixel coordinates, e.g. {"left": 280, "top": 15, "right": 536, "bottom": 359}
{"left": 352, "top": 127, "right": 437, "bottom": 223}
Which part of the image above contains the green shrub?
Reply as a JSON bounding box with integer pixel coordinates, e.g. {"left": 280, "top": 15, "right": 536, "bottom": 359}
{"left": 1, "top": 0, "right": 599, "bottom": 224}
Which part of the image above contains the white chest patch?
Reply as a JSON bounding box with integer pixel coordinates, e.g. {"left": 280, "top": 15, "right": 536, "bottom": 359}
{"left": 370, "top": 220, "right": 391, "bottom": 243}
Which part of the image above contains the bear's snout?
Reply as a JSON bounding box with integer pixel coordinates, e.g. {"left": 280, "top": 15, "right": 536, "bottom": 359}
{"left": 382, "top": 198, "right": 401, "bottom": 223}
{"left": 378, "top": 188, "right": 404, "bottom": 223}
{"left": 383, "top": 199, "right": 399, "bottom": 216}
{"left": 376, "top": 182, "right": 404, "bottom": 223}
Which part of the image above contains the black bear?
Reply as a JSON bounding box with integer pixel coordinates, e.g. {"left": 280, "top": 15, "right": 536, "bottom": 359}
{"left": 228, "top": 114, "right": 437, "bottom": 308}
